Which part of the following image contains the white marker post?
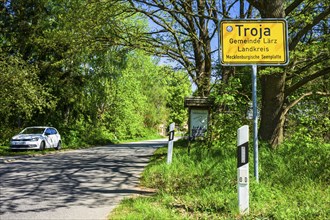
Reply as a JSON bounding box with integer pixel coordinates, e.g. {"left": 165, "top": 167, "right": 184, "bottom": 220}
{"left": 167, "top": 123, "right": 175, "bottom": 164}
{"left": 237, "top": 125, "right": 249, "bottom": 215}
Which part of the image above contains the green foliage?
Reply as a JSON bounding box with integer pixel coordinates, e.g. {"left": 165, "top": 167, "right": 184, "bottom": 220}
{"left": 0, "top": 53, "right": 55, "bottom": 124}
{"left": 60, "top": 119, "right": 118, "bottom": 148}
{"left": 0, "top": 1, "right": 190, "bottom": 148}
{"left": 164, "top": 68, "right": 192, "bottom": 128}
{"left": 286, "top": 72, "right": 330, "bottom": 141}
{"left": 208, "top": 75, "right": 251, "bottom": 143}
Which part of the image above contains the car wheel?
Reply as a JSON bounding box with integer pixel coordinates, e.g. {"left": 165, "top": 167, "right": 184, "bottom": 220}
{"left": 40, "top": 141, "right": 46, "bottom": 151}
{"left": 55, "top": 141, "right": 61, "bottom": 150}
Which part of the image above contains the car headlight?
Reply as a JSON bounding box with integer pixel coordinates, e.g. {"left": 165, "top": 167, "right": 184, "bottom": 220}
{"left": 30, "top": 137, "right": 39, "bottom": 141}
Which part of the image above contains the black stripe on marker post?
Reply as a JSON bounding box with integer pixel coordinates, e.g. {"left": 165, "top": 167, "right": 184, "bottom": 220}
{"left": 168, "top": 131, "right": 175, "bottom": 141}
{"left": 237, "top": 142, "right": 248, "bottom": 168}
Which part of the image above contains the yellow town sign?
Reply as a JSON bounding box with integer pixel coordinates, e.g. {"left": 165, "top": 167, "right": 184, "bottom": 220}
{"left": 220, "top": 19, "right": 289, "bottom": 66}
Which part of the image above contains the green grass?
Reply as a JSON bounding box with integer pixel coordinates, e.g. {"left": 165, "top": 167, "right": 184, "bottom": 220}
{"left": 109, "top": 194, "right": 191, "bottom": 220}
{"left": 109, "top": 137, "right": 330, "bottom": 219}
{"left": 118, "top": 133, "right": 165, "bottom": 143}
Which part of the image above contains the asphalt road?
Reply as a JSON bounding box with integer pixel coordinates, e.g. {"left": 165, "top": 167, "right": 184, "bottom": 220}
{"left": 0, "top": 139, "right": 170, "bottom": 220}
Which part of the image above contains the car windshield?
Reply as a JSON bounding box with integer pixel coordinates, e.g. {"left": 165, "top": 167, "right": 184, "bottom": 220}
{"left": 21, "top": 128, "right": 46, "bottom": 134}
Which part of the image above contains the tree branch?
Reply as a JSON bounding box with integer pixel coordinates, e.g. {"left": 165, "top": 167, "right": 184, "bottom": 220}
{"left": 284, "top": 91, "right": 330, "bottom": 116}
{"left": 290, "top": 6, "right": 330, "bottom": 51}
{"left": 286, "top": 53, "right": 329, "bottom": 81}
{"left": 285, "top": 0, "right": 304, "bottom": 16}
{"left": 246, "top": 0, "right": 264, "bottom": 12}
{"left": 285, "top": 66, "right": 330, "bottom": 97}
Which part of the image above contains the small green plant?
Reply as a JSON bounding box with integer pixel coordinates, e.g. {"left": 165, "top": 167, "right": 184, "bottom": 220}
{"left": 110, "top": 195, "right": 188, "bottom": 220}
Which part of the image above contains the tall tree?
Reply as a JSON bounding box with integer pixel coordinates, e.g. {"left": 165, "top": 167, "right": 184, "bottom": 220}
{"left": 123, "top": 0, "right": 330, "bottom": 147}
{"left": 118, "top": 0, "right": 226, "bottom": 97}
{"left": 247, "top": 0, "right": 330, "bottom": 147}
{"left": 119, "top": 1, "right": 256, "bottom": 97}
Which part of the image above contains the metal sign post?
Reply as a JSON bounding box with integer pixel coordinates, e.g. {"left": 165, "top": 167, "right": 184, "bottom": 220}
{"left": 167, "top": 122, "right": 175, "bottom": 164}
{"left": 220, "top": 19, "right": 289, "bottom": 182}
{"left": 237, "top": 125, "right": 249, "bottom": 215}
{"left": 251, "top": 64, "right": 259, "bottom": 182}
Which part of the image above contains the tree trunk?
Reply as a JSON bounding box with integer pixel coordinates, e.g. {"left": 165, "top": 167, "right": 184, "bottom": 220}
{"left": 195, "top": 29, "right": 212, "bottom": 97}
{"left": 247, "top": 0, "right": 286, "bottom": 148}
{"left": 259, "top": 72, "right": 286, "bottom": 147}
{"left": 196, "top": 71, "right": 211, "bottom": 97}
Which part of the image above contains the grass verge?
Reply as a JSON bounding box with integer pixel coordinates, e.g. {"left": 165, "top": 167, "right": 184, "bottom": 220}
{"left": 109, "top": 137, "right": 330, "bottom": 219}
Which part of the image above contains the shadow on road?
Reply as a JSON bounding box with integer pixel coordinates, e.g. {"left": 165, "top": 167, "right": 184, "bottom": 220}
{"left": 0, "top": 140, "right": 166, "bottom": 216}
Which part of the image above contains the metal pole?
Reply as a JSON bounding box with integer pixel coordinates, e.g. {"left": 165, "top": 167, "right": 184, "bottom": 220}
{"left": 252, "top": 65, "right": 259, "bottom": 182}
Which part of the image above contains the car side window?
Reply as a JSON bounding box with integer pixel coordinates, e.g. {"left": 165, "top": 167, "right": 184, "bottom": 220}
{"left": 45, "top": 128, "right": 51, "bottom": 135}
{"left": 51, "top": 128, "right": 57, "bottom": 135}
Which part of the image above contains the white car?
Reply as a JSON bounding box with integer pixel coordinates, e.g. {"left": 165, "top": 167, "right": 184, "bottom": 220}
{"left": 10, "top": 126, "right": 61, "bottom": 151}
